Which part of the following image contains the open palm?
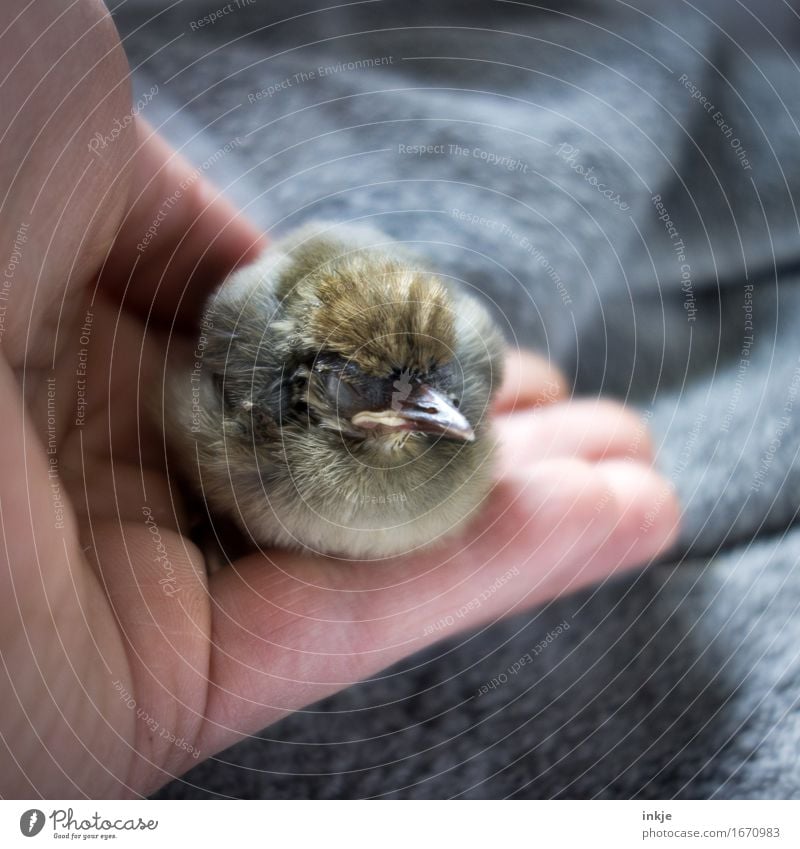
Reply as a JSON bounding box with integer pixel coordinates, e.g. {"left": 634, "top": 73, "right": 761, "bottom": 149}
{"left": 0, "top": 4, "right": 678, "bottom": 798}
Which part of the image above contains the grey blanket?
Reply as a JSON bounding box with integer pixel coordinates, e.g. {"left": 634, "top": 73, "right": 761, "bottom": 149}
{"left": 115, "top": 0, "right": 800, "bottom": 798}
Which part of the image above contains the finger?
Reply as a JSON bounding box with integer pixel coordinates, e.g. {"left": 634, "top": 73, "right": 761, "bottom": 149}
{"left": 0, "top": 1, "right": 134, "bottom": 368}
{"left": 87, "top": 520, "right": 211, "bottom": 791}
{"left": 99, "top": 118, "right": 267, "bottom": 331}
{"left": 68, "top": 462, "right": 187, "bottom": 535}
{"left": 493, "top": 350, "right": 567, "bottom": 414}
{"left": 0, "top": 355, "right": 81, "bottom": 611}
{"left": 586, "top": 460, "right": 677, "bottom": 582}
{"left": 55, "top": 297, "right": 167, "bottom": 468}
{"left": 0, "top": 352, "right": 132, "bottom": 797}
{"left": 195, "top": 457, "right": 679, "bottom": 756}
{"left": 495, "top": 398, "right": 655, "bottom": 468}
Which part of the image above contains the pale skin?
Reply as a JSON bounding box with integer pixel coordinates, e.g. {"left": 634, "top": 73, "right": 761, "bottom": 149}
{"left": 0, "top": 2, "right": 680, "bottom": 797}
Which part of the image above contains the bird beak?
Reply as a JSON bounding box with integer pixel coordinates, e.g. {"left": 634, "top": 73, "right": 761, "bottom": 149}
{"left": 351, "top": 384, "right": 475, "bottom": 442}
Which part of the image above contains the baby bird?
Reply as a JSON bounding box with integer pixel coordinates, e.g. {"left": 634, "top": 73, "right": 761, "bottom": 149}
{"left": 164, "top": 222, "right": 505, "bottom": 559}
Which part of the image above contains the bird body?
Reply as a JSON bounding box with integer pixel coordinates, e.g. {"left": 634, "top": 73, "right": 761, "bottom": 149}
{"left": 164, "top": 222, "right": 505, "bottom": 559}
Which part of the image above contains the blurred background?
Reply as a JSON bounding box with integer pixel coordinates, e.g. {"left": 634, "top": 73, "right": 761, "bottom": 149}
{"left": 113, "top": 0, "right": 800, "bottom": 798}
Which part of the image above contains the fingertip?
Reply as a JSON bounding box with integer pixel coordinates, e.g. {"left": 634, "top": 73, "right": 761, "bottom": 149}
{"left": 596, "top": 460, "right": 681, "bottom": 566}
{"left": 494, "top": 350, "right": 568, "bottom": 414}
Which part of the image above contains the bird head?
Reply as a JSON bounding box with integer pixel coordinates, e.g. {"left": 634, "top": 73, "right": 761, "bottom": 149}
{"left": 259, "top": 246, "right": 504, "bottom": 457}
{"left": 187, "top": 229, "right": 506, "bottom": 556}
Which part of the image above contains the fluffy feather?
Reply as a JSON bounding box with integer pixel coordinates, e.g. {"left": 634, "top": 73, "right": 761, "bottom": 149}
{"left": 163, "top": 222, "right": 505, "bottom": 559}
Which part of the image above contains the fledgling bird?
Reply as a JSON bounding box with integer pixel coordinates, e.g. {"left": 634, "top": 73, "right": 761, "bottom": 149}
{"left": 164, "top": 222, "right": 505, "bottom": 559}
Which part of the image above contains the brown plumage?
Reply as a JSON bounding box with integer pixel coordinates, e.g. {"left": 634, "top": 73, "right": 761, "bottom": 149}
{"left": 163, "top": 222, "right": 506, "bottom": 560}
{"left": 298, "top": 260, "right": 455, "bottom": 377}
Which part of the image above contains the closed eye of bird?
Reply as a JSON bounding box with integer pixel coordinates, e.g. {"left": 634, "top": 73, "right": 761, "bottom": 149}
{"left": 162, "top": 221, "right": 506, "bottom": 560}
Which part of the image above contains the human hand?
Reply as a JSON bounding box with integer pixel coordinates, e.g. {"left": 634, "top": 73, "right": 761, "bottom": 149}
{"left": 0, "top": 1, "right": 679, "bottom": 798}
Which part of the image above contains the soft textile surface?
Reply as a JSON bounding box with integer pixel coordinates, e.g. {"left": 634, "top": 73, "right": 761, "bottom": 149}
{"left": 114, "top": 0, "right": 800, "bottom": 798}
